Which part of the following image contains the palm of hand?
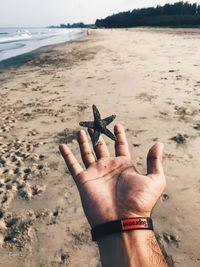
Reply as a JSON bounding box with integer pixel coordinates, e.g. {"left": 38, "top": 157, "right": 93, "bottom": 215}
{"left": 60, "top": 125, "right": 165, "bottom": 227}
{"left": 78, "top": 156, "right": 163, "bottom": 227}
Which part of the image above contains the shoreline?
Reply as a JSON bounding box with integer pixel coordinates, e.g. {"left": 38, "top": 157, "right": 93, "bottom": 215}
{"left": 0, "top": 28, "right": 199, "bottom": 267}
{"left": 1, "top": 26, "right": 200, "bottom": 72}
{"left": 1, "top": 26, "right": 200, "bottom": 71}
{"left": 0, "top": 30, "right": 86, "bottom": 71}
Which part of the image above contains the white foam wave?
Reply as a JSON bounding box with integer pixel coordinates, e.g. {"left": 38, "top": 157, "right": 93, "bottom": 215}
{"left": 0, "top": 28, "right": 84, "bottom": 62}
{"left": 0, "top": 33, "right": 32, "bottom": 44}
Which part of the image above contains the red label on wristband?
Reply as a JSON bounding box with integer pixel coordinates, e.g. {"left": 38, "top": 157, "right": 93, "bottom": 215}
{"left": 121, "top": 218, "right": 148, "bottom": 230}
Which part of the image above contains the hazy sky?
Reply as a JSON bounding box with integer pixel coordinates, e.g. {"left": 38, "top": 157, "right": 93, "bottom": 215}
{"left": 0, "top": 0, "right": 200, "bottom": 27}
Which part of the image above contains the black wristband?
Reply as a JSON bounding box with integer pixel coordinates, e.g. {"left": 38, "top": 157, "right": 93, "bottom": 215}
{"left": 91, "top": 217, "right": 153, "bottom": 241}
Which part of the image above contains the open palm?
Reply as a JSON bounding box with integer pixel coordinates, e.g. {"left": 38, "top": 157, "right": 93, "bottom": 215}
{"left": 59, "top": 125, "right": 166, "bottom": 228}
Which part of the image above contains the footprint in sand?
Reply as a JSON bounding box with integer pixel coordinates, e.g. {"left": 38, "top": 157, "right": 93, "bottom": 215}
{"left": 2, "top": 212, "right": 35, "bottom": 248}
{"left": 0, "top": 140, "right": 47, "bottom": 208}
{"left": 170, "top": 134, "right": 188, "bottom": 145}
{"left": 162, "top": 233, "right": 180, "bottom": 248}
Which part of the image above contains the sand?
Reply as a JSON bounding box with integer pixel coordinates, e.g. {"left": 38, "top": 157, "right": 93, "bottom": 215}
{"left": 0, "top": 28, "right": 200, "bottom": 267}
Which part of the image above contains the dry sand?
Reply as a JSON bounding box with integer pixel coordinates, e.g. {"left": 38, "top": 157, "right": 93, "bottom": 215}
{"left": 0, "top": 28, "right": 200, "bottom": 267}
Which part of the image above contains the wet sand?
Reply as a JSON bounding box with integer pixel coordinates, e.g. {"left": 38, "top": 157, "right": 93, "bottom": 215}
{"left": 0, "top": 28, "right": 200, "bottom": 267}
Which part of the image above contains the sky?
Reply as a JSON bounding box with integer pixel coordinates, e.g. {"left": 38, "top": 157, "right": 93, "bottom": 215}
{"left": 0, "top": 0, "right": 200, "bottom": 27}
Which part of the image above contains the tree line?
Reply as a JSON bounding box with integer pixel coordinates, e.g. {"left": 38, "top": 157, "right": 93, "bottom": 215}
{"left": 95, "top": 2, "right": 200, "bottom": 28}
{"left": 49, "top": 23, "right": 94, "bottom": 29}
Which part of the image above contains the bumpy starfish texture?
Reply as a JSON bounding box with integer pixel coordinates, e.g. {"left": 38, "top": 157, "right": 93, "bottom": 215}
{"left": 79, "top": 105, "right": 117, "bottom": 145}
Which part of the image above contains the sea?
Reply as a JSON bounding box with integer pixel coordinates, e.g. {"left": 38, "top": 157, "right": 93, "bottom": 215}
{"left": 0, "top": 27, "right": 84, "bottom": 62}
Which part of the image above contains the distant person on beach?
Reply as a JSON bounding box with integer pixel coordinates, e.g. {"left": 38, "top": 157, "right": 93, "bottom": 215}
{"left": 59, "top": 124, "right": 168, "bottom": 267}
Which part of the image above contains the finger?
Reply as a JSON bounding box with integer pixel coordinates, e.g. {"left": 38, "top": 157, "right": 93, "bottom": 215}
{"left": 114, "top": 124, "right": 130, "bottom": 158}
{"left": 78, "top": 130, "right": 96, "bottom": 168}
{"left": 59, "top": 144, "right": 83, "bottom": 179}
{"left": 147, "top": 143, "right": 164, "bottom": 177}
{"left": 88, "top": 128, "right": 110, "bottom": 159}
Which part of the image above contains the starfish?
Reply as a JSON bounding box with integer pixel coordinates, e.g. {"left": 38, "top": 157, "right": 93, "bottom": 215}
{"left": 79, "top": 105, "right": 117, "bottom": 145}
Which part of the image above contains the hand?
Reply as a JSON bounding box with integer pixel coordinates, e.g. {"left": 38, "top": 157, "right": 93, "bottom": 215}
{"left": 59, "top": 124, "right": 166, "bottom": 228}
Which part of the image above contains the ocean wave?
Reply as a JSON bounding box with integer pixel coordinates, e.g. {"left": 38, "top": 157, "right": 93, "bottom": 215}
{"left": 0, "top": 33, "right": 32, "bottom": 44}
{"left": 0, "top": 28, "right": 79, "bottom": 44}
{"left": 0, "top": 28, "right": 84, "bottom": 62}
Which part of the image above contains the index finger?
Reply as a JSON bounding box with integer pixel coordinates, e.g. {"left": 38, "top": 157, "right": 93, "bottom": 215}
{"left": 59, "top": 144, "right": 83, "bottom": 178}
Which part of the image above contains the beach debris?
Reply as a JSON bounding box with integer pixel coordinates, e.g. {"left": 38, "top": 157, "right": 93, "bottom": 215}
{"left": 170, "top": 134, "right": 187, "bottom": 144}
{"left": 79, "top": 105, "right": 116, "bottom": 145}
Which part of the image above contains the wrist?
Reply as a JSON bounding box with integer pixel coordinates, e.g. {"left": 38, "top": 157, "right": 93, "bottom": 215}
{"left": 91, "top": 217, "right": 153, "bottom": 241}
{"left": 98, "top": 230, "right": 154, "bottom": 267}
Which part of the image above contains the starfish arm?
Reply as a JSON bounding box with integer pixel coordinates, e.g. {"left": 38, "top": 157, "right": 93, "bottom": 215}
{"left": 92, "top": 104, "right": 101, "bottom": 121}
{"left": 79, "top": 121, "right": 94, "bottom": 128}
{"left": 101, "top": 128, "right": 117, "bottom": 141}
{"left": 92, "top": 130, "right": 100, "bottom": 145}
{"left": 102, "top": 115, "right": 116, "bottom": 126}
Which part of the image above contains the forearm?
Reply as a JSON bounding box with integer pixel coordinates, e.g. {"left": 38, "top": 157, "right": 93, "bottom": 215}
{"left": 97, "top": 230, "right": 168, "bottom": 267}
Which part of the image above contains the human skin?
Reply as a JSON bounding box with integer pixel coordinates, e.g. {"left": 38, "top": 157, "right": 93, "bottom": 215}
{"left": 59, "top": 124, "right": 168, "bottom": 267}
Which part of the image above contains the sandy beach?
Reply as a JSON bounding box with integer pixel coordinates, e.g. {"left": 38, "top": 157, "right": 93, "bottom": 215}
{"left": 0, "top": 28, "right": 200, "bottom": 267}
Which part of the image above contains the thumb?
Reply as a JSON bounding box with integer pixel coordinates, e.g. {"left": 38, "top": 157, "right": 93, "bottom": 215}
{"left": 147, "top": 142, "right": 164, "bottom": 176}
